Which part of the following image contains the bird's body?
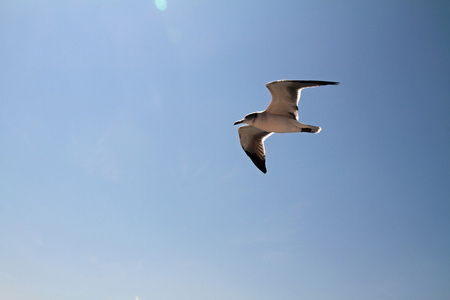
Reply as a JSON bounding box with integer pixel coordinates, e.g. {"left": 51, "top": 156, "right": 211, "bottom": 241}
{"left": 248, "top": 112, "right": 321, "bottom": 134}
{"left": 234, "top": 80, "right": 339, "bottom": 173}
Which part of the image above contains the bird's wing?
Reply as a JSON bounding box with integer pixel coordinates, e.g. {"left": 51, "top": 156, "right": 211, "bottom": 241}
{"left": 238, "top": 125, "right": 273, "bottom": 173}
{"left": 265, "top": 80, "right": 339, "bottom": 120}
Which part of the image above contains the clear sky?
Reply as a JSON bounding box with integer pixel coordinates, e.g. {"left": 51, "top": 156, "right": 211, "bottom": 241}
{"left": 1, "top": 1, "right": 449, "bottom": 299}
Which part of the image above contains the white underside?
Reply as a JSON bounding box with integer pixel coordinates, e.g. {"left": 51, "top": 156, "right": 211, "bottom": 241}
{"left": 252, "top": 112, "right": 321, "bottom": 134}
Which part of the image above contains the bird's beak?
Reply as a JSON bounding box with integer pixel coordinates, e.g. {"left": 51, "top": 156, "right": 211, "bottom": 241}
{"left": 234, "top": 119, "right": 244, "bottom": 125}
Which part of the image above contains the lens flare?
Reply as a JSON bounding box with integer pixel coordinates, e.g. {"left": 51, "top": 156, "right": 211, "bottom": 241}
{"left": 155, "top": 0, "right": 167, "bottom": 11}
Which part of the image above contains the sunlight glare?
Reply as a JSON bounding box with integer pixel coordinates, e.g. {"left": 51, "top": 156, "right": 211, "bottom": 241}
{"left": 155, "top": 0, "right": 167, "bottom": 11}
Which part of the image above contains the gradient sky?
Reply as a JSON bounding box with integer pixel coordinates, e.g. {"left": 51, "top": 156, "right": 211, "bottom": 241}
{"left": 1, "top": 1, "right": 449, "bottom": 299}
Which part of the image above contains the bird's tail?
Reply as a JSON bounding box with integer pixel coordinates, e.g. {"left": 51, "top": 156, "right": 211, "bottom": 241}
{"left": 298, "top": 123, "right": 321, "bottom": 134}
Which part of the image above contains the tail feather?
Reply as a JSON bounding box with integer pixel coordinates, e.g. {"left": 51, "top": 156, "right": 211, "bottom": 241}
{"left": 299, "top": 124, "right": 321, "bottom": 133}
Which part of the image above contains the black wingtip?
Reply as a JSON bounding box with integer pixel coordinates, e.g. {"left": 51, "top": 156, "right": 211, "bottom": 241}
{"left": 267, "top": 79, "right": 340, "bottom": 86}
{"left": 244, "top": 150, "right": 267, "bottom": 174}
{"left": 258, "top": 165, "right": 267, "bottom": 174}
{"left": 318, "top": 80, "right": 339, "bottom": 86}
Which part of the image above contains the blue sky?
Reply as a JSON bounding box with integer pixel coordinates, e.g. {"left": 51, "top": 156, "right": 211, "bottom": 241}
{"left": 1, "top": 1, "right": 449, "bottom": 299}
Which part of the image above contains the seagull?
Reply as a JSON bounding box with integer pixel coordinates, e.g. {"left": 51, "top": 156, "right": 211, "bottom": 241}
{"left": 234, "top": 80, "right": 339, "bottom": 173}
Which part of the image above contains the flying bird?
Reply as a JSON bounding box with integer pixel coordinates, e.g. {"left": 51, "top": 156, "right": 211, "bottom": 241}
{"left": 234, "top": 80, "right": 339, "bottom": 173}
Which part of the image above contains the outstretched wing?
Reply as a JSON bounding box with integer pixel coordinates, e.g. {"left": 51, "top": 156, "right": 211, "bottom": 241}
{"left": 238, "top": 125, "right": 273, "bottom": 173}
{"left": 265, "top": 80, "right": 339, "bottom": 120}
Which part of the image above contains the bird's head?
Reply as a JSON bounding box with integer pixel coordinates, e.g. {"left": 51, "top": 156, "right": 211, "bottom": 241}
{"left": 234, "top": 112, "right": 258, "bottom": 125}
